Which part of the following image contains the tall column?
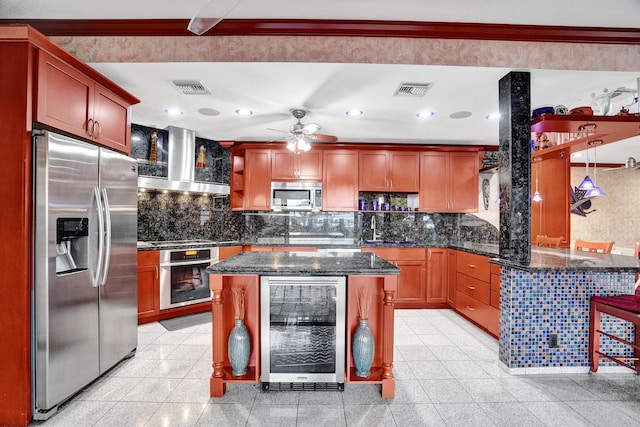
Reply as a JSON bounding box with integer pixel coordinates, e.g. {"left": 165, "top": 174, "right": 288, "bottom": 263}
{"left": 498, "top": 71, "right": 531, "bottom": 264}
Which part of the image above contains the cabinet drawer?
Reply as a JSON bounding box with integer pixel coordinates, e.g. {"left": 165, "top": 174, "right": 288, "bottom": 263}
{"left": 456, "top": 251, "right": 490, "bottom": 282}
{"left": 455, "top": 291, "right": 499, "bottom": 336}
{"left": 491, "top": 290, "right": 500, "bottom": 309}
{"left": 456, "top": 273, "right": 490, "bottom": 304}
{"left": 137, "top": 250, "right": 159, "bottom": 266}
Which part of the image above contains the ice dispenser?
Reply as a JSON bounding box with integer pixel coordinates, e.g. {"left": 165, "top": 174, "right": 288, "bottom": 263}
{"left": 55, "top": 217, "right": 89, "bottom": 274}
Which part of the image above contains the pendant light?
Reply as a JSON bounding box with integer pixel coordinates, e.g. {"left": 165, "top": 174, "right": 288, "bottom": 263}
{"left": 577, "top": 124, "right": 596, "bottom": 191}
{"left": 531, "top": 166, "right": 543, "bottom": 202}
{"left": 585, "top": 138, "right": 606, "bottom": 197}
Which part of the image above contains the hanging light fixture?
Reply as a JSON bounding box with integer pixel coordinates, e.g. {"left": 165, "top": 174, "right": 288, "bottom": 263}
{"left": 532, "top": 167, "right": 543, "bottom": 202}
{"left": 577, "top": 124, "right": 596, "bottom": 191}
{"left": 585, "top": 138, "right": 606, "bottom": 197}
{"left": 287, "top": 136, "right": 311, "bottom": 154}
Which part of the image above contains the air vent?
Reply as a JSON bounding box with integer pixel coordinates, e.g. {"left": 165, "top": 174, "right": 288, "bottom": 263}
{"left": 170, "top": 80, "right": 211, "bottom": 95}
{"left": 394, "top": 83, "right": 434, "bottom": 97}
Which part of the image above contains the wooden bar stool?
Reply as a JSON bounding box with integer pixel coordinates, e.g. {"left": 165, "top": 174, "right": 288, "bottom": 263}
{"left": 589, "top": 242, "right": 640, "bottom": 374}
{"left": 535, "top": 235, "right": 563, "bottom": 248}
{"left": 575, "top": 239, "right": 615, "bottom": 254}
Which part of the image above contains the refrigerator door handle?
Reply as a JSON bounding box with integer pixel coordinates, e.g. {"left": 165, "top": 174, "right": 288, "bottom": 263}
{"left": 92, "top": 187, "right": 105, "bottom": 287}
{"left": 99, "top": 187, "right": 112, "bottom": 286}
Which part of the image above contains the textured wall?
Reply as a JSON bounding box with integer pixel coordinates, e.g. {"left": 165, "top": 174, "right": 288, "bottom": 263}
{"left": 570, "top": 166, "right": 640, "bottom": 254}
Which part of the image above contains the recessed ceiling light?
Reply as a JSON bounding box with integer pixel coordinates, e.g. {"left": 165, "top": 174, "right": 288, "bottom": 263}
{"left": 484, "top": 113, "right": 501, "bottom": 120}
{"left": 163, "top": 108, "right": 184, "bottom": 116}
{"left": 345, "top": 109, "right": 364, "bottom": 117}
{"left": 235, "top": 108, "right": 253, "bottom": 116}
{"left": 449, "top": 111, "right": 472, "bottom": 119}
{"left": 198, "top": 108, "right": 220, "bottom": 116}
{"left": 416, "top": 111, "right": 435, "bottom": 119}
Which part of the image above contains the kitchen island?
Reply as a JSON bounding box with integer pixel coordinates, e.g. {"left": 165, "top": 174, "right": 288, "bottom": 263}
{"left": 494, "top": 247, "right": 640, "bottom": 373}
{"left": 207, "top": 251, "right": 401, "bottom": 397}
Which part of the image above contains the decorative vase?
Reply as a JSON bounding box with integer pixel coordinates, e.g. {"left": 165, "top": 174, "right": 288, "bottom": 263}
{"left": 352, "top": 318, "right": 374, "bottom": 378}
{"left": 228, "top": 318, "right": 250, "bottom": 376}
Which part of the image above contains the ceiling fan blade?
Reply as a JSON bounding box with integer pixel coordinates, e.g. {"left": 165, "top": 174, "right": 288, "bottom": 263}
{"left": 267, "top": 127, "right": 289, "bottom": 134}
{"left": 187, "top": 0, "right": 242, "bottom": 35}
{"left": 302, "top": 123, "right": 321, "bottom": 134}
{"left": 307, "top": 134, "right": 338, "bottom": 143}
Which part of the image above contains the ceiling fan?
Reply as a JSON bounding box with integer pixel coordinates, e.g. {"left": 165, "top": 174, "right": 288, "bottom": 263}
{"left": 187, "top": 0, "right": 242, "bottom": 35}
{"left": 269, "top": 109, "right": 338, "bottom": 152}
{"left": 602, "top": 156, "right": 640, "bottom": 172}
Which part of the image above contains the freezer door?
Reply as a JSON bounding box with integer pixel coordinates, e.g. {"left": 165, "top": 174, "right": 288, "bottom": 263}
{"left": 98, "top": 148, "right": 138, "bottom": 373}
{"left": 33, "top": 132, "right": 100, "bottom": 413}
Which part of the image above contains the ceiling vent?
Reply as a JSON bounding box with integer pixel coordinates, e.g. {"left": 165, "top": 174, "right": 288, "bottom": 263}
{"left": 394, "top": 82, "right": 434, "bottom": 97}
{"left": 170, "top": 80, "right": 211, "bottom": 95}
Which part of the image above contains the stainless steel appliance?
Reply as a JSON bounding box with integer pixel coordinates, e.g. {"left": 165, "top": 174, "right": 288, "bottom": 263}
{"left": 260, "top": 276, "right": 346, "bottom": 390}
{"left": 271, "top": 181, "right": 322, "bottom": 211}
{"left": 159, "top": 246, "right": 218, "bottom": 310}
{"left": 32, "top": 131, "right": 138, "bottom": 420}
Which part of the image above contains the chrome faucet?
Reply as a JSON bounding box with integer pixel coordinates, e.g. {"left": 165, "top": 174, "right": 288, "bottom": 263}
{"left": 371, "top": 215, "right": 382, "bottom": 241}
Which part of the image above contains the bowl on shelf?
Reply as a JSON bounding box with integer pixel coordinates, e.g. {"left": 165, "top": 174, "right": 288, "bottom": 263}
{"left": 532, "top": 105, "right": 555, "bottom": 118}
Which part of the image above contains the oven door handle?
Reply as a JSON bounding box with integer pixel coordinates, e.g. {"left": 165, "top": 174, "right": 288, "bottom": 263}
{"left": 160, "top": 260, "right": 212, "bottom": 267}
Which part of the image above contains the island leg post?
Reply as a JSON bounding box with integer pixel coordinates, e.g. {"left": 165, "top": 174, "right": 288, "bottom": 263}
{"left": 210, "top": 275, "right": 226, "bottom": 397}
{"left": 381, "top": 275, "right": 397, "bottom": 398}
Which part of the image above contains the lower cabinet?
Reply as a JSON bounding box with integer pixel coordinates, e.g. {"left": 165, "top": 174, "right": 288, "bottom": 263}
{"left": 426, "top": 248, "right": 447, "bottom": 304}
{"left": 446, "top": 249, "right": 457, "bottom": 306}
{"left": 137, "top": 250, "right": 160, "bottom": 322}
{"left": 453, "top": 250, "right": 499, "bottom": 337}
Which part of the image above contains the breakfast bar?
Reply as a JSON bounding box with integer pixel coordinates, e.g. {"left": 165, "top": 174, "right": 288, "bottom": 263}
{"left": 207, "top": 251, "right": 401, "bottom": 398}
{"left": 495, "top": 247, "right": 640, "bottom": 373}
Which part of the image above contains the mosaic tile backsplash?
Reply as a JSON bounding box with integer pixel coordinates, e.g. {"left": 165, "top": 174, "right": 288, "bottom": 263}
{"left": 499, "top": 267, "right": 636, "bottom": 369}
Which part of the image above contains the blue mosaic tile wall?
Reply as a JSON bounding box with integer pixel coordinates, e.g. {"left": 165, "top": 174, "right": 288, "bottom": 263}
{"left": 499, "top": 267, "right": 636, "bottom": 369}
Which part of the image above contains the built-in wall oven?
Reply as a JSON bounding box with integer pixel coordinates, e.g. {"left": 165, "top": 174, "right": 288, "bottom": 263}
{"left": 159, "top": 247, "right": 219, "bottom": 310}
{"left": 260, "top": 276, "right": 346, "bottom": 391}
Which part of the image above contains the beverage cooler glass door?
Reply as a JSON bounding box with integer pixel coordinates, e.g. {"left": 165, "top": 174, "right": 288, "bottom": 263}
{"left": 260, "top": 276, "right": 346, "bottom": 386}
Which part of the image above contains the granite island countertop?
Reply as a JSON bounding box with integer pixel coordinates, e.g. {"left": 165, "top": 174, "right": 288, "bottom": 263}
{"left": 495, "top": 246, "right": 640, "bottom": 272}
{"left": 207, "top": 251, "right": 401, "bottom": 276}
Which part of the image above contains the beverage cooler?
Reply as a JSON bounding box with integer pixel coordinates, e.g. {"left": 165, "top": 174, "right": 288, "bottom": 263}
{"left": 260, "top": 276, "right": 346, "bottom": 390}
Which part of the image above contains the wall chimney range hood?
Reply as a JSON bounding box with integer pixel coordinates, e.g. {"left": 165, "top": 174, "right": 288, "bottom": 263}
{"left": 137, "top": 126, "right": 230, "bottom": 196}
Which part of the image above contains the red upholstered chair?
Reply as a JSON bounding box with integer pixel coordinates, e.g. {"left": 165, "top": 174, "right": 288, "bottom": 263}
{"left": 588, "top": 243, "right": 640, "bottom": 374}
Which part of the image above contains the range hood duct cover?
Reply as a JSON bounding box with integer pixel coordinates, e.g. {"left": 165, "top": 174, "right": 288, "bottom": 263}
{"left": 138, "top": 126, "right": 230, "bottom": 196}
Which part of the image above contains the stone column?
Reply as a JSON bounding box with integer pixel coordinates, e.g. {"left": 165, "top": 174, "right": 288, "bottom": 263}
{"left": 498, "top": 71, "right": 531, "bottom": 264}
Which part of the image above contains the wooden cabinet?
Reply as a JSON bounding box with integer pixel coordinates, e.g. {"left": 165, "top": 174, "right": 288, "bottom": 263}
{"left": 219, "top": 245, "right": 243, "bottom": 260}
{"left": 454, "top": 250, "right": 499, "bottom": 336}
{"left": 271, "top": 150, "right": 323, "bottom": 181}
{"left": 36, "top": 50, "right": 133, "bottom": 153}
{"left": 359, "top": 150, "right": 419, "bottom": 192}
{"left": 245, "top": 149, "right": 272, "bottom": 210}
{"left": 323, "top": 150, "right": 359, "bottom": 211}
{"left": 490, "top": 263, "right": 500, "bottom": 309}
{"left": 419, "top": 152, "right": 478, "bottom": 212}
{"left": 363, "top": 247, "right": 426, "bottom": 308}
{"left": 531, "top": 155, "right": 570, "bottom": 246}
{"left": 137, "top": 251, "right": 160, "bottom": 322}
{"left": 426, "top": 248, "right": 447, "bottom": 304}
{"left": 447, "top": 249, "right": 457, "bottom": 306}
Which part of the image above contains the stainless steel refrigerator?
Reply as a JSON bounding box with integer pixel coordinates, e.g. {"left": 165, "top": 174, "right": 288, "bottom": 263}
{"left": 32, "top": 130, "right": 138, "bottom": 420}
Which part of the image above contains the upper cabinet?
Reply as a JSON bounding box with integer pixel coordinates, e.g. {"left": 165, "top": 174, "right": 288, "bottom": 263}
{"left": 36, "top": 50, "right": 135, "bottom": 154}
{"left": 359, "top": 150, "right": 420, "bottom": 192}
{"left": 244, "top": 149, "right": 272, "bottom": 210}
{"left": 323, "top": 150, "right": 359, "bottom": 211}
{"left": 271, "top": 150, "right": 323, "bottom": 181}
{"left": 419, "top": 152, "right": 478, "bottom": 212}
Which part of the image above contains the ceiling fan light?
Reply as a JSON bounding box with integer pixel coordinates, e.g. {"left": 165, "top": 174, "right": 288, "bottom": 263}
{"left": 577, "top": 176, "right": 596, "bottom": 190}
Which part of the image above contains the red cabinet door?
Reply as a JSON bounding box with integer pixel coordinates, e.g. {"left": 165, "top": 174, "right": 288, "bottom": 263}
{"left": 271, "top": 150, "right": 297, "bottom": 180}
{"left": 358, "top": 151, "right": 388, "bottom": 191}
{"left": 447, "top": 250, "right": 457, "bottom": 306}
{"left": 420, "top": 152, "right": 449, "bottom": 212}
{"left": 449, "top": 152, "right": 478, "bottom": 212}
{"left": 297, "top": 151, "right": 323, "bottom": 180}
{"left": 36, "top": 49, "right": 93, "bottom": 139}
{"left": 245, "top": 149, "right": 271, "bottom": 210}
{"left": 388, "top": 151, "right": 419, "bottom": 192}
{"left": 323, "top": 150, "right": 358, "bottom": 211}
{"left": 395, "top": 259, "right": 427, "bottom": 305}
{"left": 92, "top": 84, "right": 131, "bottom": 152}
{"left": 426, "top": 248, "right": 447, "bottom": 303}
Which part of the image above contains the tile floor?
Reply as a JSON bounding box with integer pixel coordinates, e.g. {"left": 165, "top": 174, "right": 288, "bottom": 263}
{"left": 32, "top": 309, "right": 640, "bottom": 427}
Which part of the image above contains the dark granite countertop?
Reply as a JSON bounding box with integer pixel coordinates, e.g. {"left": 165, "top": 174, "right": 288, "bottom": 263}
{"left": 494, "top": 247, "right": 640, "bottom": 272}
{"left": 207, "top": 251, "right": 401, "bottom": 276}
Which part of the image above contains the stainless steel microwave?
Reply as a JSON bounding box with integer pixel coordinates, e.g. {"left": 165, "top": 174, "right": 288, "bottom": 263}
{"left": 271, "top": 182, "right": 322, "bottom": 211}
